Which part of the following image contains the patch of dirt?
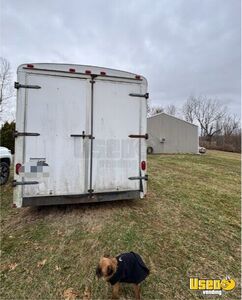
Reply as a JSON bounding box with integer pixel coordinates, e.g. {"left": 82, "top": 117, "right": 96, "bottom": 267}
{"left": 63, "top": 288, "right": 79, "bottom": 300}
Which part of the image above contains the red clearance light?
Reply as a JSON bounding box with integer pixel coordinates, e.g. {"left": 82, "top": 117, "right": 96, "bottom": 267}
{"left": 135, "top": 75, "right": 141, "bottom": 80}
{"left": 100, "top": 71, "right": 106, "bottom": 75}
{"left": 15, "top": 163, "right": 22, "bottom": 175}
{"left": 141, "top": 161, "right": 146, "bottom": 171}
{"left": 69, "top": 68, "right": 76, "bottom": 73}
{"left": 85, "top": 70, "right": 92, "bottom": 75}
{"left": 27, "top": 64, "right": 34, "bottom": 68}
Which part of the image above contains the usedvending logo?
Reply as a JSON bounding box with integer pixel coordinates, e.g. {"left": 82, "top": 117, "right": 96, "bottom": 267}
{"left": 190, "top": 276, "right": 236, "bottom": 296}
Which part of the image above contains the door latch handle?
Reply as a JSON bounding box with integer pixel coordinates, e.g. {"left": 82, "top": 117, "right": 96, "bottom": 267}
{"left": 70, "top": 131, "right": 95, "bottom": 139}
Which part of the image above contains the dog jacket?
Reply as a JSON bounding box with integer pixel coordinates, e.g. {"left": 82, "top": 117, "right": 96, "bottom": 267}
{"left": 108, "top": 252, "right": 149, "bottom": 285}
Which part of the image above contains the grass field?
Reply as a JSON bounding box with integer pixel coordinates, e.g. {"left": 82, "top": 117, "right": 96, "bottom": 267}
{"left": 1, "top": 150, "right": 241, "bottom": 299}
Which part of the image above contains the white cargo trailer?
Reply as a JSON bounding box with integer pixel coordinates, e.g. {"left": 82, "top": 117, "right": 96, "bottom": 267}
{"left": 13, "top": 64, "right": 148, "bottom": 207}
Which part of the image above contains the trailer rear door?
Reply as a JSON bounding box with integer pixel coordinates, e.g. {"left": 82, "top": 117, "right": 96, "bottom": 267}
{"left": 91, "top": 78, "right": 142, "bottom": 193}
{"left": 22, "top": 73, "right": 88, "bottom": 197}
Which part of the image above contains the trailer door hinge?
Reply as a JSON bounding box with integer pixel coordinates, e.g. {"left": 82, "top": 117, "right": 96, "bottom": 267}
{"left": 129, "top": 92, "right": 149, "bottom": 99}
{"left": 129, "top": 133, "right": 148, "bottom": 139}
{"left": 14, "top": 82, "right": 41, "bottom": 89}
{"left": 14, "top": 130, "right": 40, "bottom": 138}
{"left": 12, "top": 180, "right": 39, "bottom": 187}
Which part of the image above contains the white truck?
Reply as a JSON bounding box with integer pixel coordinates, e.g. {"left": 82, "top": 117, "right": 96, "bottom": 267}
{"left": 0, "top": 146, "right": 12, "bottom": 185}
{"left": 13, "top": 63, "right": 148, "bottom": 207}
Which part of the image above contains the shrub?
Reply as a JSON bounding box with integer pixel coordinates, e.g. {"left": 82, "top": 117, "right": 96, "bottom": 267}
{"left": 0, "top": 121, "right": 15, "bottom": 153}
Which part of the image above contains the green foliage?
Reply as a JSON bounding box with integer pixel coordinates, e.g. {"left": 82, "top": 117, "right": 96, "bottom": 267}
{"left": 0, "top": 121, "right": 15, "bottom": 153}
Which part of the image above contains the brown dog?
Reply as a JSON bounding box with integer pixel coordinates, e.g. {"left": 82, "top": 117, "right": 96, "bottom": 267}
{"left": 96, "top": 252, "right": 149, "bottom": 299}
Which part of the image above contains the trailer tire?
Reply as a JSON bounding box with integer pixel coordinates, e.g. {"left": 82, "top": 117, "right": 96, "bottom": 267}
{"left": 0, "top": 161, "right": 10, "bottom": 185}
{"left": 147, "top": 146, "right": 154, "bottom": 154}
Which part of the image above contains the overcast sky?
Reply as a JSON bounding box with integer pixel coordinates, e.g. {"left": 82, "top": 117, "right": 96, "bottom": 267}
{"left": 1, "top": 0, "right": 241, "bottom": 120}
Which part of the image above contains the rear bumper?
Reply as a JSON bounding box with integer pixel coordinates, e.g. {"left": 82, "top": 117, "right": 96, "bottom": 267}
{"left": 22, "top": 190, "right": 141, "bottom": 207}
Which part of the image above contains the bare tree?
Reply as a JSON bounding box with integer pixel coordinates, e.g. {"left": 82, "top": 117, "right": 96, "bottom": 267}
{"left": 182, "top": 96, "right": 197, "bottom": 123}
{"left": 165, "top": 104, "right": 176, "bottom": 116}
{"left": 194, "top": 96, "right": 226, "bottom": 142}
{"left": 222, "top": 114, "right": 240, "bottom": 136}
{"left": 208, "top": 114, "right": 241, "bottom": 152}
{"left": 0, "top": 57, "right": 13, "bottom": 119}
{"left": 148, "top": 105, "right": 164, "bottom": 117}
{"left": 183, "top": 95, "right": 227, "bottom": 143}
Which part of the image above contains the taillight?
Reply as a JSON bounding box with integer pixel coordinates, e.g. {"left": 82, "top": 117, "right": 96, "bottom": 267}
{"left": 100, "top": 71, "right": 106, "bottom": 75}
{"left": 85, "top": 70, "right": 92, "bottom": 75}
{"left": 15, "top": 163, "right": 22, "bottom": 174}
{"left": 141, "top": 161, "right": 146, "bottom": 171}
{"left": 69, "top": 68, "right": 76, "bottom": 73}
{"left": 27, "top": 64, "right": 34, "bottom": 68}
{"left": 135, "top": 75, "right": 141, "bottom": 80}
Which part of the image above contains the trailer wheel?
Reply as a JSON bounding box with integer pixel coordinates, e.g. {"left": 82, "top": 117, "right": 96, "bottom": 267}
{"left": 0, "top": 162, "right": 10, "bottom": 185}
{"left": 147, "top": 146, "right": 154, "bottom": 154}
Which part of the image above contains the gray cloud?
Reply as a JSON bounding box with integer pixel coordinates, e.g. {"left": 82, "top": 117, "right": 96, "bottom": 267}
{"left": 1, "top": 0, "right": 240, "bottom": 118}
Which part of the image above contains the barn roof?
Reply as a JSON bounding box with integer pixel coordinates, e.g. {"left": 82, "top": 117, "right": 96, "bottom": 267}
{"left": 148, "top": 112, "right": 198, "bottom": 128}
